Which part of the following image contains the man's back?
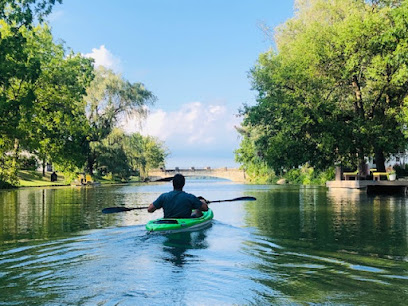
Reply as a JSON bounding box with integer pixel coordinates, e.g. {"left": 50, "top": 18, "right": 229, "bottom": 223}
{"left": 153, "top": 190, "right": 203, "bottom": 218}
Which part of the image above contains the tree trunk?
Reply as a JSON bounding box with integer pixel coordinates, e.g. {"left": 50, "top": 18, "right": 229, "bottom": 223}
{"left": 11, "top": 138, "right": 20, "bottom": 178}
{"left": 87, "top": 150, "right": 94, "bottom": 175}
{"left": 374, "top": 149, "right": 386, "bottom": 172}
{"left": 11, "top": 138, "right": 19, "bottom": 167}
{"left": 358, "top": 159, "right": 368, "bottom": 179}
{"left": 352, "top": 75, "right": 365, "bottom": 117}
{"left": 42, "top": 157, "right": 46, "bottom": 177}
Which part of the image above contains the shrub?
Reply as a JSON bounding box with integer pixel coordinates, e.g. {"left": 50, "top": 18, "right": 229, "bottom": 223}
{"left": 19, "top": 156, "right": 39, "bottom": 170}
{"left": 284, "top": 164, "right": 335, "bottom": 185}
{"left": 393, "top": 164, "right": 408, "bottom": 177}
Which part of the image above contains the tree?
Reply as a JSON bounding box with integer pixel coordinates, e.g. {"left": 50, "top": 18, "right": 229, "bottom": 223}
{"left": 124, "top": 133, "right": 168, "bottom": 179}
{"left": 238, "top": 0, "right": 408, "bottom": 175}
{"left": 25, "top": 25, "right": 94, "bottom": 174}
{"left": 84, "top": 66, "right": 156, "bottom": 174}
{"left": 93, "top": 128, "right": 168, "bottom": 181}
{"left": 0, "top": 0, "right": 63, "bottom": 185}
{"left": 1, "top": 22, "right": 93, "bottom": 180}
{"left": 0, "top": 1, "right": 62, "bottom": 26}
{"left": 94, "top": 128, "right": 131, "bottom": 181}
{"left": 0, "top": 0, "right": 62, "bottom": 139}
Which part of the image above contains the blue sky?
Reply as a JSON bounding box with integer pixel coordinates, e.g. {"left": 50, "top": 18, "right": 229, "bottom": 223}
{"left": 48, "top": 0, "right": 295, "bottom": 168}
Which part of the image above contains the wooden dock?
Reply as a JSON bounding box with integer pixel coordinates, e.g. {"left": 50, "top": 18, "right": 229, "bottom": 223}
{"left": 326, "top": 180, "right": 408, "bottom": 194}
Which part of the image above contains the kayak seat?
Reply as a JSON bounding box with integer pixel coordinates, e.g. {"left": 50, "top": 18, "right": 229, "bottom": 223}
{"left": 153, "top": 219, "right": 179, "bottom": 224}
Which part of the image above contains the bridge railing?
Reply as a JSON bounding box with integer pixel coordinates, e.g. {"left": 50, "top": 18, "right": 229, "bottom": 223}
{"left": 157, "top": 167, "right": 236, "bottom": 172}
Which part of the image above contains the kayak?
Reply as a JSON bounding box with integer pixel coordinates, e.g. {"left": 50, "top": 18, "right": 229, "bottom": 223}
{"left": 146, "top": 208, "right": 214, "bottom": 233}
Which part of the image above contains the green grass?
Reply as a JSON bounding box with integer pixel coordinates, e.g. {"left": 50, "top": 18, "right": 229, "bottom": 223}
{"left": 17, "top": 171, "right": 143, "bottom": 187}
{"left": 18, "top": 170, "right": 68, "bottom": 187}
{"left": 96, "top": 175, "right": 142, "bottom": 185}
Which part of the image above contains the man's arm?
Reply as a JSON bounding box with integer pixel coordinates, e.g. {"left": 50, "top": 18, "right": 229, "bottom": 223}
{"left": 147, "top": 203, "right": 157, "bottom": 213}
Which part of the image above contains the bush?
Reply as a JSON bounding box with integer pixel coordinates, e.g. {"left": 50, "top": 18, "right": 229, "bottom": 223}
{"left": 284, "top": 164, "right": 335, "bottom": 185}
{"left": 19, "top": 156, "right": 39, "bottom": 170}
{"left": 243, "top": 161, "right": 276, "bottom": 184}
{"left": 0, "top": 179, "right": 15, "bottom": 189}
{"left": 393, "top": 164, "right": 408, "bottom": 177}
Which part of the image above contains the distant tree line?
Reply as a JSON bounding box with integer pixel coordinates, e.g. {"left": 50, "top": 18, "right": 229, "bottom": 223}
{"left": 0, "top": 0, "right": 167, "bottom": 187}
{"left": 236, "top": 0, "right": 408, "bottom": 183}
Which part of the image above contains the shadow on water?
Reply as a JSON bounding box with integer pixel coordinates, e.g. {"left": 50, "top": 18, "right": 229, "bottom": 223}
{"left": 158, "top": 226, "right": 211, "bottom": 267}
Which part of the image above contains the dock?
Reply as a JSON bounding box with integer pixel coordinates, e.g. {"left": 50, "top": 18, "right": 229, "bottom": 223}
{"left": 326, "top": 180, "right": 408, "bottom": 194}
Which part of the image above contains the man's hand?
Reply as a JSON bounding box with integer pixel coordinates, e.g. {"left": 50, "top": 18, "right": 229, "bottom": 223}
{"left": 147, "top": 203, "right": 157, "bottom": 213}
{"left": 197, "top": 196, "right": 209, "bottom": 211}
{"left": 197, "top": 196, "right": 209, "bottom": 203}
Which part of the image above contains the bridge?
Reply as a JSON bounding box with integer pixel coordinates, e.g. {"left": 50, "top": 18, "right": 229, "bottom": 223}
{"left": 148, "top": 167, "right": 247, "bottom": 182}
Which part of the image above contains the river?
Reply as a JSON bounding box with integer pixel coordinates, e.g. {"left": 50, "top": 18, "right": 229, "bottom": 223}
{"left": 0, "top": 179, "right": 407, "bottom": 305}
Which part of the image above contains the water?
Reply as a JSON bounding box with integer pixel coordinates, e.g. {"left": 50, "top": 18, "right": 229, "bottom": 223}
{"left": 0, "top": 180, "right": 407, "bottom": 305}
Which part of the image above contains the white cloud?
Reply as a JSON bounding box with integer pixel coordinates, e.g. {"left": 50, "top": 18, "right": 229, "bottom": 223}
{"left": 84, "top": 45, "right": 121, "bottom": 72}
{"left": 122, "top": 101, "right": 242, "bottom": 168}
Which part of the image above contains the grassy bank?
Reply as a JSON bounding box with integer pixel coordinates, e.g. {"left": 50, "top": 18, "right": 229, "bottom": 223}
{"left": 16, "top": 170, "right": 143, "bottom": 188}
{"left": 17, "top": 170, "right": 68, "bottom": 187}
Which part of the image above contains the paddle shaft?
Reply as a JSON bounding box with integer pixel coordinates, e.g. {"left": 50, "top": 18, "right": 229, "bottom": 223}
{"left": 207, "top": 196, "right": 256, "bottom": 203}
{"left": 102, "top": 196, "right": 256, "bottom": 214}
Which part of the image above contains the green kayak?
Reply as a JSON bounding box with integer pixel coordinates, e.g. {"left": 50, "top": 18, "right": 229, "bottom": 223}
{"left": 146, "top": 209, "right": 214, "bottom": 233}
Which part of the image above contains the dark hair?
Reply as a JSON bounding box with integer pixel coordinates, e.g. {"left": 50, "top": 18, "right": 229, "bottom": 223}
{"left": 173, "top": 174, "right": 185, "bottom": 190}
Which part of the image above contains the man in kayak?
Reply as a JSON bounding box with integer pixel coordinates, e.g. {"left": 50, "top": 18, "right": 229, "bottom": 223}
{"left": 147, "top": 174, "right": 208, "bottom": 218}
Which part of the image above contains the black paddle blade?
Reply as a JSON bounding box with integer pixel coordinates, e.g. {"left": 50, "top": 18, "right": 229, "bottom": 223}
{"left": 153, "top": 176, "right": 174, "bottom": 182}
{"left": 102, "top": 207, "right": 133, "bottom": 214}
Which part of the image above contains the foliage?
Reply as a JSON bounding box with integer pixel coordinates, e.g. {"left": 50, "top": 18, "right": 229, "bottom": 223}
{"left": 0, "top": 21, "right": 94, "bottom": 182}
{"left": 93, "top": 128, "right": 167, "bottom": 181}
{"left": 0, "top": 1, "right": 167, "bottom": 187}
{"left": 237, "top": 0, "right": 408, "bottom": 179}
{"left": 0, "top": 179, "right": 15, "bottom": 189}
{"left": 393, "top": 163, "right": 408, "bottom": 177}
{"left": 0, "top": 0, "right": 94, "bottom": 186}
{"left": 25, "top": 25, "right": 94, "bottom": 172}
{"left": 19, "top": 155, "right": 38, "bottom": 170}
{"left": 123, "top": 133, "right": 168, "bottom": 179}
{"left": 93, "top": 128, "right": 130, "bottom": 181}
{"left": 84, "top": 66, "right": 157, "bottom": 174}
{"left": 284, "top": 165, "right": 335, "bottom": 185}
{"left": 0, "top": 138, "right": 18, "bottom": 186}
{"left": 0, "top": 0, "right": 62, "bottom": 26}
{"left": 235, "top": 134, "right": 276, "bottom": 183}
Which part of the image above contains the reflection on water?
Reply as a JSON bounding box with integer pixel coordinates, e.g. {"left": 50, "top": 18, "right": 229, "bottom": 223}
{"left": 245, "top": 186, "right": 407, "bottom": 258}
{"left": 161, "top": 228, "right": 210, "bottom": 267}
{"left": 0, "top": 182, "right": 407, "bottom": 305}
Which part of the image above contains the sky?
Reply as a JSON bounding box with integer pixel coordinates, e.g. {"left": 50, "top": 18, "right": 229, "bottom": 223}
{"left": 47, "top": 0, "right": 295, "bottom": 169}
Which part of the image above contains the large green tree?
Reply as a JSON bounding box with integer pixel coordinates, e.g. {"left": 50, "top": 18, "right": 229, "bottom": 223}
{"left": 0, "top": 0, "right": 62, "bottom": 140}
{"left": 238, "top": 0, "right": 408, "bottom": 176}
{"left": 0, "top": 0, "right": 64, "bottom": 185}
{"left": 25, "top": 25, "right": 94, "bottom": 174}
{"left": 84, "top": 66, "right": 156, "bottom": 174}
{"left": 94, "top": 128, "right": 167, "bottom": 181}
{"left": 123, "top": 133, "right": 168, "bottom": 179}
{"left": 1, "top": 23, "right": 94, "bottom": 180}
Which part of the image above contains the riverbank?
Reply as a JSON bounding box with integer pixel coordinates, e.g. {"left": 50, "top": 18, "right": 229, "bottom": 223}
{"left": 15, "top": 170, "right": 142, "bottom": 188}
{"left": 17, "top": 170, "right": 68, "bottom": 187}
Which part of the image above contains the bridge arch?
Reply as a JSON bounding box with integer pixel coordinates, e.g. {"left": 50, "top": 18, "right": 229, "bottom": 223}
{"left": 148, "top": 167, "right": 246, "bottom": 183}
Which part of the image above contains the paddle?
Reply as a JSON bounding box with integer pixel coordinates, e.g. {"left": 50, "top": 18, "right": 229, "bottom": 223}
{"left": 153, "top": 176, "right": 174, "bottom": 182}
{"left": 101, "top": 196, "right": 256, "bottom": 214}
